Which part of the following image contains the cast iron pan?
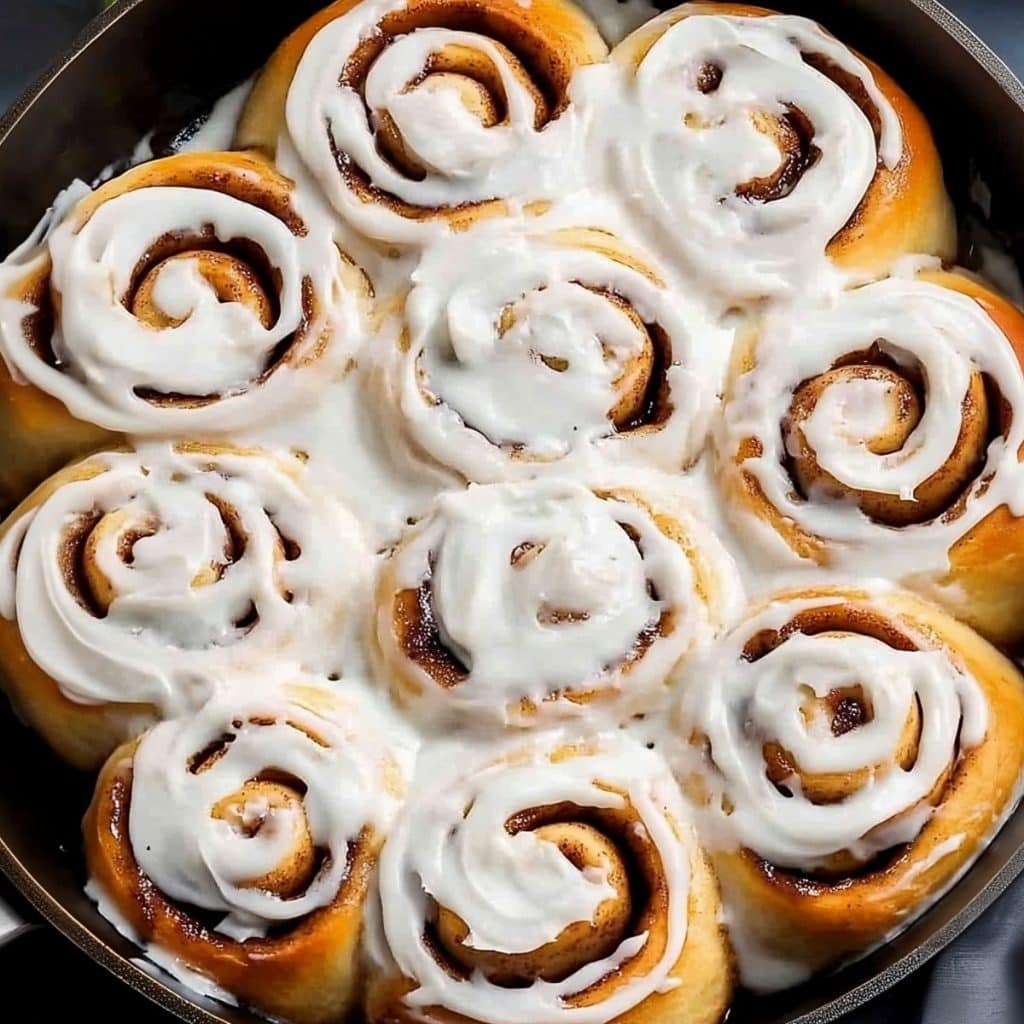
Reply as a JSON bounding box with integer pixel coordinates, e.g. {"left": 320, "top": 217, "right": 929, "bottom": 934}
{"left": 0, "top": 1, "right": 1023, "bottom": 1022}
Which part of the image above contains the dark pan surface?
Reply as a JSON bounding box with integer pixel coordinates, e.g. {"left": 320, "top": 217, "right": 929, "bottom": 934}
{"left": 1, "top": 1, "right": 1024, "bottom": 1022}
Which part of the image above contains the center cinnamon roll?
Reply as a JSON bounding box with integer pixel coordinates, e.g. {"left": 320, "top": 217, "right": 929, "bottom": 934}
{"left": 372, "top": 479, "right": 741, "bottom": 726}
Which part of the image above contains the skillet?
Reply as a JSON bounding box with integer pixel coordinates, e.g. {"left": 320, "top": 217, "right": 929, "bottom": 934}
{"left": 1, "top": 1, "right": 1024, "bottom": 1021}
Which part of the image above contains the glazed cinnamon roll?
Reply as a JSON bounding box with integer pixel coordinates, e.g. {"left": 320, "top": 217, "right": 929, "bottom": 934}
{"left": 236, "top": 0, "right": 607, "bottom": 243}
{"left": 84, "top": 675, "right": 411, "bottom": 1024}
{"left": 0, "top": 443, "right": 368, "bottom": 768}
{"left": 382, "top": 224, "right": 728, "bottom": 480}
{"left": 675, "top": 585, "right": 1024, "bottom": 986}
{"left": 372, "top": 479, "right": 742, "bottom": 726}
{"left": 0, "top": 150, "right": 368, "bottom": 508}
{"left": 610, "top": 3, "right": 955, "bottom": 299}
{"left": 719, "top": 270, "right": 1024, "bottom": 647}
{"left": 365, "top": 735, "right": 733, "bottom": 1024}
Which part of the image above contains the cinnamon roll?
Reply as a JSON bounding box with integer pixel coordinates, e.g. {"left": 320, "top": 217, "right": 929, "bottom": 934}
{"left": 0, "top": 443, "right": 367, "bottom": 768}
{"left": 236, "top": 0, "right": 607, "bottom": 243}
{"left": 675, "top": 585, "right": 1024, "bottom": 986}
{"left": 84, "top": 675, "right": 411, "bottom": 1024}
{"left": 383, "top": 224, "right": 728, "bottom": 480}
{"left": 365, "top": 735, "right": 733, "bottom": 1024}
{"left": 372, "top": 479, "right": 742, "bottom": 726}
{"left": 719, "top": 269, "right": 1024, "bottom": 647}
{"left": 0, "top": 150, "right": 368, "bottom": 508}
{"left": 610, "top": 3, "right": 955, "bottom": 299}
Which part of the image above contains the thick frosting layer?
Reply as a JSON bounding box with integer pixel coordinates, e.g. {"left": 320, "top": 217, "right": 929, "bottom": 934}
{"left": 0, "top": 155, "right": 363, "bottom": 433}
{"left": 0, "top": 444, "right": 369, "bottom": 711}
{"left": 372, "top": 735, "right": 692, "bottom": 1023}
{"left": 386, "top": 221, "right": 730, "bottom": 479}
{"left": 676, "top": 591, "right": 988, "bottom": 871}
{"left": 607, "top": 11, "right": 901, "bottom": 299}
{"left": 128, "top": 675, "right": 412, "bottom": 939}
{"left": 284, "top": 0, "right": 594, "bottom": 244}
{"left": 376, "top": 478, "right": 742, "bottom": 724}
{"left": 0, "top": 0, "right": 1010, "bottom": 1012}
{"left": 722, "top": 275, "right": 1024, "bottom": 577}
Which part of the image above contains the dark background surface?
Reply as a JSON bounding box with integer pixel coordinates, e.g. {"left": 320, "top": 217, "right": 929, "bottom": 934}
{"left": 0, "top": 0, "right": 1023, "bottom": 1020}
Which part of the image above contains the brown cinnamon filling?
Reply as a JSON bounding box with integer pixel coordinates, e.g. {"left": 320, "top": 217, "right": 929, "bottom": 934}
{"left": 423, "top": 798, "right": 665, "bottom": 998}
{"left": 725, "top": 603, "right": 958, "bottom": 879}
{"left": 57, "top": 487, "right": 292, "bottom": 637}
{"left": 333, "top": 0, "right": 578, "bottom": 215}
{"left": 781, "top": 344, "right": 998, "bottom": 526}
{"left": 116, "top": 228, "right": 314, "bottom": 407}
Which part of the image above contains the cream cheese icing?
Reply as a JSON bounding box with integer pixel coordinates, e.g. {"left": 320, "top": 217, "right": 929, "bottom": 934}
{"left": 0, "top": 0, "right": 1016, "bottom": 1016}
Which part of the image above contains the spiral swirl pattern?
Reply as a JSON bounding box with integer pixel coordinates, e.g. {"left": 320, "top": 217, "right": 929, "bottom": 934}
{"left": 0, "top": 443, "right": 368, "bottom": 715}
{"left": 609, "top": 8, "right": 907, "bottom": 298}
{"left": 721, "top": 275, "right": 1024, "bottom": 576}
{"left": 124, "top": 677, "right": 408, "bottom": 936}
{"left": 368, "top": 736, "right": 728, "bottom": 1024}
{"left": 0, "top": 151, "right": 365, "bottom": 433}
{"left": 83, "top": 675, "right": 414, "bottom": 1024}
{"left": 387, "top": 225, "right": 727, "bottom": 479}
{"left": 677, "top": 589, "right": 987, "bottom": 874}
{"left": 275, "top": 0, "right": 607, "bottom": 242}
{"left": 374, "top": 479, "right": 741, "bottom": 725}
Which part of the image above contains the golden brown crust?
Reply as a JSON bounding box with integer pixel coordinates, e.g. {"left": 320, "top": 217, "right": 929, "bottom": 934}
{"left": 702, "top": 586, "right": 1024, "bottom": 968}
{"left": 0, "top": 307, "right": 115, "bottom": 515}
{"left": 914, "top": 272, "right": 1024, "bottom": 648}
{"left": 83, "top": 737, "right": 376, "bottom": 1024}
{"left": 0, "top": 453, "right": 151, "bottom": 769}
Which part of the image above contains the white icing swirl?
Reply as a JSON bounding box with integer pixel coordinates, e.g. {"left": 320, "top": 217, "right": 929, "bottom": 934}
{"left": 0, "top": 444, "right": 368, "bottom": 712}
{"left": 676, "top": 592, "right": 988, "bottom": 871}
{"left": 0, "top": 160, "right": 362, "bottom": 432}
{"left": 377, "top": 478, "right": 741, "bottom": 724}
{"left": 128, "top": 675, "right": 411, "bottom": 938}
{"left": 284, "top": 0, "right": 589, "bottom": 243}
{"left": 374, "top": 735, "right": 691, "bottom": 1023}
{"left": 609, "top": 11, "right": 902, "bottom": 298}
{"left": 387, "top": 224, "right": 729, "bottom": 479}
{"left": 721, "top": 276, "right": 1024, "bottom": 577}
